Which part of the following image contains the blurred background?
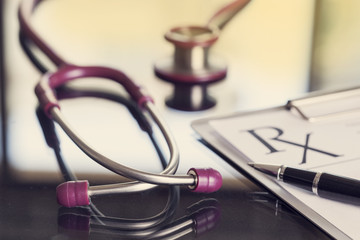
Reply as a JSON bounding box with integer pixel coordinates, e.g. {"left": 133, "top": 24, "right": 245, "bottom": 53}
{"left": 310, "top": 0, "right": 360, "bottom": 91}
{"left": 1, "top": 0, "right": 360, "bottom": 183}
{"left": 2, "top": 2, "right": 360, "bottom": 239}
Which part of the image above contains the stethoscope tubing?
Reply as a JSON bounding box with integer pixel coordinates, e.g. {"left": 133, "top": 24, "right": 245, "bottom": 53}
{"left": 36, "top": 65, "right": 195, "bottom": 188}
{"left": 19, "top": 0, "right": 222, "bottom": 207}
{"left": 37, "top": 104, "right": 181, "bottom": 231}
{"left": 20, "top": 0, "right": 192, "bottom": 188}
{"left": 50, "top": 103, "right": 194, "bottom": 187}
{"left": 18, "top": 0, "right": 66, "bottom": 67}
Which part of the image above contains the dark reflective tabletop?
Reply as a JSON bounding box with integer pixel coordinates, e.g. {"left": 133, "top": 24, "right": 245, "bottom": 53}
{"left": 0, "top": 84, "right": 332, "bottom": 239}
{"left": 0, "top": 178, "right": 331, "bottom": 239}
{"left": 2, "top": 0, "right": 359, "bottom": 239}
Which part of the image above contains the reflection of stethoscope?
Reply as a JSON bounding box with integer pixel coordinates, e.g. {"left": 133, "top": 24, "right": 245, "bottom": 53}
{"left": 19, "top": 0, "right": 225, "bottom": 207}
{"left": 58, "top": 197, "right": 220, "bottom": 239}
{"left": 36, "top": 90, "right": 220, "bottom": 239}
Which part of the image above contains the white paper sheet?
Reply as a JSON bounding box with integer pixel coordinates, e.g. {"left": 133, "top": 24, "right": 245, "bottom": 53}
{"left": 208, "top": 108, "right": 360, "bottom": 239}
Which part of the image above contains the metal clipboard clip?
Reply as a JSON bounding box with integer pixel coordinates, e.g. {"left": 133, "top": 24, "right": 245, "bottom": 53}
{"left": 286, "top": 87, "right": 360, "bottom": 122}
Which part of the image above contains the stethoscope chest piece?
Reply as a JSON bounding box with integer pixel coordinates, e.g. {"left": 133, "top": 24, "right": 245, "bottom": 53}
{"left": 154, "top": 26, "right": 227, "bottom": 111}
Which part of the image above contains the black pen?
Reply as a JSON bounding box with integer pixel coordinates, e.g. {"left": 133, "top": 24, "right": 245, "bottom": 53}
{"left": 248, "top": 163, "right": 360, "bottom": 205}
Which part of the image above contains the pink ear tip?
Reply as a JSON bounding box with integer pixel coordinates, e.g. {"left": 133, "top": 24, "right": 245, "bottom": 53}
{"left": 188, "top": 168, "right": 222, "bottom": 193}
{"left": 56, "top": 180, "right": 90, "bottom": 208}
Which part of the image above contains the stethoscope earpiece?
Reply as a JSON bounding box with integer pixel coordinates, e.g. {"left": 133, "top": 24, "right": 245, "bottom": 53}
{"left": 187, "top": 168, "right": 223, "bottom": 193}
{"left": 57, "top": 180, "right": 90, "bottom": 208}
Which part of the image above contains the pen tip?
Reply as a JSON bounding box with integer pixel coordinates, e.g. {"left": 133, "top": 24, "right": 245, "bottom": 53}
{"left": 246, "top": 163, "right": 281, "bottom": 177}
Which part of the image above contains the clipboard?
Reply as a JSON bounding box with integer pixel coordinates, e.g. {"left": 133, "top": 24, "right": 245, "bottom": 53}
{"left": 192, "top": 87, "right": 360, "bottom": 240}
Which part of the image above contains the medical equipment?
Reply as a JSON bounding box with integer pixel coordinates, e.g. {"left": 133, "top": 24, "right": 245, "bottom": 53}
{"left": 154, "top": 0, "right": 251, "bottom": 111}
{"left": 37, "top": 107, "right": 220, "bottom": 239}
{"left": 18, "top": 0, "right": 222, "bottom": 208}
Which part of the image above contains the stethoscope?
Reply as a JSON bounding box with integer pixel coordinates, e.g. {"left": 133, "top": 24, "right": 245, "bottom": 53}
{"left": 36, "top": 105, "right": 220, "bottom": 239}
{"left": 18, "top": 0, "right": 229, "bottom": 208}
{"left": 154, "top": 0, "right": 251, "bottom": 111}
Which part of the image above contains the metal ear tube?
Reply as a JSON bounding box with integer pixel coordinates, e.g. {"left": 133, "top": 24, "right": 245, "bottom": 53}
{"left": 57, "top": 168, "right": 222, "bottom": 208}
